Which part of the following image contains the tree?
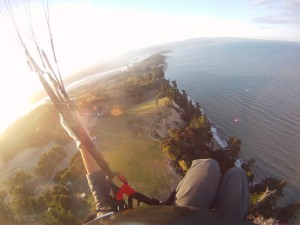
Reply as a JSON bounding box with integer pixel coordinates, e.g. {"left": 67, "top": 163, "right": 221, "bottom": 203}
{"left": 189, "top": 115, "right": 212, "bottom": 143}
{"left": 30, "top": 185, "right": 81, "bottom": 225}
{"left": 163, "top": 145, "right": 181, "bottom": 161}
{"left": 43, "top": 203, "right": 79, "bottom": 225}
{"left": 5, "top": 171, "right": 35, "bottom": 221}
{"left": 247, "top": 177, "right": 289, "bottom": 222}
{"left": 35, "top": 145, "right": 66, "bottom": 178}
{"left": 171, "top": 80, "right": 177, "bottom": 88}
{"left": 195, "top": 101, "right": 201, "bottom": 114}
{"left": 178, "top": 160, "right": 189, "bottom": 173}
{"left": 227, "top": 136, "right": 241, "bottom": 160}
{"left": 275, "top": 201, "right": 300, "bottom": 224}
{"left": 242, "top": 158, "right": 255, "bottom": 185}
{"left": 190, "top": 115, "right": 209, "bottom": 130}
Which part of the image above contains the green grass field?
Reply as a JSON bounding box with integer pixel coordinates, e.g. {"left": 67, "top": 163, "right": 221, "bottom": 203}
{"left": 93, "top": 98, "right": 180, "bottom": 200}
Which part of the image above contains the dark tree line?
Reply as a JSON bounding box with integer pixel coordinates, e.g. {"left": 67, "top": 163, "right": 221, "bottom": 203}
{"left": 160, "top": 79, "right": 300, "bottom": 224}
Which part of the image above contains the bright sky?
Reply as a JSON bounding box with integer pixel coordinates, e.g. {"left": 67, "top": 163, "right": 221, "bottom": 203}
{"left": 0, "top": 0, "right": 299, "bottom": 132}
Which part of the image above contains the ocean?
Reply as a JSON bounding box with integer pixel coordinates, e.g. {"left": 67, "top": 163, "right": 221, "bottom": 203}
{"left": 164, "top": 38, "right": 300, "bottom": 204}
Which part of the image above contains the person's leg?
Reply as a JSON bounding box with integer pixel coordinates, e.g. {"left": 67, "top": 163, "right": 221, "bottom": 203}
{"left": 212, "top": 167, "right": 249, "bottom": 219}
{"left": 80, "top": 146, "right": 102, "bottom": 174}
{"left": 174, "top": 158, "right": 221, "bottom": 208}
{"left": 80, "top": 146, "right": 112, "bottom": 210}
{"left": 61, "top": 114, "right": 114, "bottom": 222}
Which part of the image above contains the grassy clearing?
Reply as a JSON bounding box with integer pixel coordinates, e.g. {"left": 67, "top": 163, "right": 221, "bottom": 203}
{"left": 129, "top": 98, "right": 166, "bottom": 116}
{"left": 93, "top": 97, "right": 180, "bottom": 200}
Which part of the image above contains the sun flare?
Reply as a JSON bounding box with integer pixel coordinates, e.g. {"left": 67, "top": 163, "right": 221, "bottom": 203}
{"left": 0, "top": 61, "right": 42, "bottom": 132}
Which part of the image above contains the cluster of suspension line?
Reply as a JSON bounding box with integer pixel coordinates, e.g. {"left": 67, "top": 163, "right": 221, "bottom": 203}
{"left": 2, "top": 0, "right": 160, "bottom": 212}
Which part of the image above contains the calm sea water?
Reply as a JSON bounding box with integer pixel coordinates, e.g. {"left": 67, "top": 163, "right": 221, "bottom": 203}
{"left": 165, "top": 39, "right": 300, "bottom": 204}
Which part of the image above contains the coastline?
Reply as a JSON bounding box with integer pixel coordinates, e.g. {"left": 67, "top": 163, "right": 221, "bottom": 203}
{"left": 163, "top": 60, "right": 248, "bottom": 170}
{"left": 180, "top": 89, "right": 229, "bottom": 150}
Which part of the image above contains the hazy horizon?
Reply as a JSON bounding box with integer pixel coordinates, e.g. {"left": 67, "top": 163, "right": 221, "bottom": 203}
{"left": 0, "top": 0, "right": 299, "bottom": 132}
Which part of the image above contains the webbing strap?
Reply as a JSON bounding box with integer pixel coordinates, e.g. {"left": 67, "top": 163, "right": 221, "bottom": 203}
{"left": 116, "top": 184, "right": 136, "bottom": 201}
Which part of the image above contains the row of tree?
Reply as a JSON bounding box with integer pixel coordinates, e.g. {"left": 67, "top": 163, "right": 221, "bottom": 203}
{"left": 160, "top": 79, "right": 300, "bottom": 224}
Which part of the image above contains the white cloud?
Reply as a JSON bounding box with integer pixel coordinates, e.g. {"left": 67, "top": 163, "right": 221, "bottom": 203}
{"left": 251, "top": 0, "right": 300, "bottom": 26}
{"left": 251, "top": 0, "right": 280, "bottom": 7}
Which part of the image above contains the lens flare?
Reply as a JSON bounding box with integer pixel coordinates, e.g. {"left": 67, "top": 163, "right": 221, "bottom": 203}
{"left": 110, "top": 105, "right": 122, "bottom": 117}
{"left": 234, "top": 117, "right": 240, "bottom": 123}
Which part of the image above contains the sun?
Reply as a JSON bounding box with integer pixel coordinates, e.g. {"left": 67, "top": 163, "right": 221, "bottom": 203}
{"left": 0, "top": 59, "right": 42, "bottom": 133}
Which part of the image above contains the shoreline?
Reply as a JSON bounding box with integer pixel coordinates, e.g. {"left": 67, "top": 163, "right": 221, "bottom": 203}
{"left": 163, "top": 61, "right": 248, "bottom": 170}
{"left": 163, "top": 55, "right": 228, "bottom": 151}
{"left": 179, "top": 89, "right": 229, "bottom": 150}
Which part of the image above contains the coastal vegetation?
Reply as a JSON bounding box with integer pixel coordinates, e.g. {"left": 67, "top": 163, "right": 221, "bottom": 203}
{"left": 158, "top": 77, "right": 300, "bottom": 223}
{"left": 35, "top": 145, "right": 67, "bottom": 178}
{"left": 0, "top": 54, "right": 299, "bottom": 224}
